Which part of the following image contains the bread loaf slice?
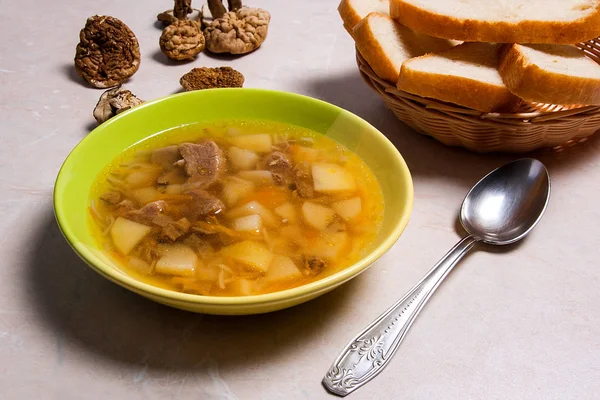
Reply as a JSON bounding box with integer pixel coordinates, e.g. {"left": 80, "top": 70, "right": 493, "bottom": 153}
{"left": 499, "top": 44, "right": 600, "bottom": 105}
{"left": 338, "top": 0, "right": 390, "bottom": 35}
{"left": 390, "top": 0, "right": 600, "bottom": 44}
{"left": 398, "top": 42, "right": 522, "bottom": 113}
{"left": 354, "top": 13, "right": 457, "bottom": 83}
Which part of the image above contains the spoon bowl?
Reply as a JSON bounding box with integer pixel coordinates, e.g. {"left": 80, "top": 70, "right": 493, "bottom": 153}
{"left": 323, "top": 158, "right": 551, "bottom": 397}
{"left": 461, "top": 158, "right": 550, "bottom": 245}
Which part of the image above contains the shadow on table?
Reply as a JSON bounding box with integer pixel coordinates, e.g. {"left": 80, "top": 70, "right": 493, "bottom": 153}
{"left": 27, "top": 210, "right": 359, "bottom": 372}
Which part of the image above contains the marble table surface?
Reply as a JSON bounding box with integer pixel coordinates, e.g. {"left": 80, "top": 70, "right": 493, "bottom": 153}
{"left": 1, "top": 0, "right": 599, "bottom": 399}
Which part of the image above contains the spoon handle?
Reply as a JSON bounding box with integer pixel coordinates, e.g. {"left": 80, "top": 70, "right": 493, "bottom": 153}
{"left": 322, "top": 235, "right": 479, "bottom": 397}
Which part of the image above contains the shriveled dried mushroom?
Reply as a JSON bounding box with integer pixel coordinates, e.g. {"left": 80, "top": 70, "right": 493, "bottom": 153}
{"left": 157, "top": 10, "right": 178, "bottom": 26}
{"left": 174, "top": 0, "right": 193, "bottom": 19}
{"left": 159, "top": 20, "right": 205, "bottom": 61}
{"left": 93, "top": 86, "right": 144, "bottom": 124}
{"left": 74, "top": 15, "right": 141, "bottom": 88}
{"left": 204, "top": 7, "right": 271, "bottom": 54}
{"left": 180, "top": 67, "right": 244, "bottom": 91}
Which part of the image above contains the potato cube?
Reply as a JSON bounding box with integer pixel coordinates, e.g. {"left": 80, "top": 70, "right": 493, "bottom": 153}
{"left": 219, "top": 240, "right": 274, "bottom": 272}
{"left": 228, "top": 146, "right": 259, "bottom": 170}
{"left": 266, "top": 255, "right": 303, "bottom": 283}
{"left": 312, "top": 162, "right": 357, "bottom": 193}
{"left": 311, "top": 232, "right": 349, "bottom": 261}
{"left": 131, "top": 186, "right": 160, "bottom": 205}
{"left": 333, "top": 197, "right": 362, "bottom": 220}
{"left": 229, "top": 134, "right": 272, "bottom": 153}
{"left": 237, "top": 170, "right": 274, "bottom": 185}
{"left": 228, "top": 278, "right": 256, "bottom": 296}
{"left": 291, "top": 145, "right": 319, "bottom": 163}
{"left": 155, "top": 244, "right": 198, "bottom": 277}
{"left": 301, "top": 202, "right": 335, "bottom": 230}
{"left": 274, "top": 202, "right": 297, "bottom": 223}
{"left": 110, "top": 217, "right": 152, "bottom": 255}
{"left": 228, "top": 201, "right": 277, "bottom": 226}
{"left": 125, "top": 169, "right": 160, "bottom": 188}
{"left": 233, "top": 214, "right": 262, "bottom": 232}
{"left": 222, "top": 177, "right": 255, "bottom": 206}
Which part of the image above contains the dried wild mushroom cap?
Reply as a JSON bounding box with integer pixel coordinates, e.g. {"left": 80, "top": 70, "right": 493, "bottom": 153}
{"left": 74, "top": 15, "right": 141, "bottom": 88}
{"left": 93, "top": 86, "right": 144, "bottom": 124}
{"left": 180, "top": 67, "right": 244, "bottom": 91}
{"left": 159, "top": 20, "right": 205, "bottom": 61}
{"left": 204, "top": 7, "right": 271, "bottom": 55}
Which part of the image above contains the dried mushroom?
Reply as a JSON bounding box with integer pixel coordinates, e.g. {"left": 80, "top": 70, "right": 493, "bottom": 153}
{"left": 227, "top": 0, "right": 243, "bottom": 12}
{"left": 207, "top": 0, "right": 243, "bottom": 19}
{"left": 174, "top": 0, "right": 193, "bottom": 19}
{"left": 157, "top": 10, "right": 178, "bottom": 26}
{"left": 93, "top": 86, "right": 144, "bottom": 124}
{"left": 157, "top": 8, "right": 202, "bottom": 27}
{"left": 207, "top": 0, "right": 227, "bottom": 19}
{"left": 200, "top": 4, "right": 214, "bottom": 29}
{"left": 159, "top": 20, "right": 205, "bottom": 61}
{"left": 180, "top": 67, "right": 244, "bottom": 91}
{"left": 204, "top": 8, "right": 271, "bottom": 55}
{"left": 74, "top": 15, "right": 141, "bottom": 88}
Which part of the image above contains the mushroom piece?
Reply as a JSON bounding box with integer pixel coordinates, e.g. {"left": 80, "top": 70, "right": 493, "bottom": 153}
{"left": 157, "top": 8, "right": 203, "bottom": 27}
{"left": 159, "top": 20, "right": 205, "bottom": 61}
{"left": 204, "top": 7, "right": 271, "bottom": 55}
{"left": 174, "top": 0, "right": 193, "bottom": 19}
{"left": 157, "top": 0, "right": 194, "bottom": 26}
{"left": 156, "top": 10, "right": 178, "bottom": 26}
{"left": 207, "top": 0, "right": 227, "bottom": 19}
{"left": 93, "top": 86, "right": 144, "bottom": 124}
{"left": 179, "top": 67, "right": 244, "bottom": 91}
{"left": 227, "top": 0, "right": 243, "bottom": 12}
{"left": 74, "top": 15, "right": 141, "bottom": 88}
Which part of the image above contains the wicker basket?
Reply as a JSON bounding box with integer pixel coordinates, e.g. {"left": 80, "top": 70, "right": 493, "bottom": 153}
{"left": 355, "top": 39, "right": 600, "bottom": 153}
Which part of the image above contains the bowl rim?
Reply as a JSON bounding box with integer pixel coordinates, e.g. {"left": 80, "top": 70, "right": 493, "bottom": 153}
{"left": 54, "top": 88, "right": 414, "bottom": 308}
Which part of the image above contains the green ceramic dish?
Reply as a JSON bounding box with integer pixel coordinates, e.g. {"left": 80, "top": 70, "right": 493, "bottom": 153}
{"left": 54, "top": 88, "right": 413, "bottom": 315}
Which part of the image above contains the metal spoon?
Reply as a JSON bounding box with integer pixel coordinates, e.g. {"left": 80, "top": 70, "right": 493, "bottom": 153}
{"left": 322, "top": 158, "right": 550, "bottom": 397}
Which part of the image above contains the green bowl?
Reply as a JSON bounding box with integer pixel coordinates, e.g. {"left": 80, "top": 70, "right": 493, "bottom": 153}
{"left": 54, "top": 88, "right": 413, "bottom": 315}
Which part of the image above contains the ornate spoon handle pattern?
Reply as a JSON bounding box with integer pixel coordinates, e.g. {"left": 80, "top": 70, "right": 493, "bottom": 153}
{"left": 322, "top": 235, "right": 478, "bottom": 396}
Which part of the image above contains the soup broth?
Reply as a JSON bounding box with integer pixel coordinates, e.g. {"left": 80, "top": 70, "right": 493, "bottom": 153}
{"left": 89, "top": 121, "right": 384, "bottom": 296}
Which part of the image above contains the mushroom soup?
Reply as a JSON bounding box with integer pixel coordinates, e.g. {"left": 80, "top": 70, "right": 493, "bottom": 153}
{"left": 89, "top": 121, "right": 384, "bottom": 296}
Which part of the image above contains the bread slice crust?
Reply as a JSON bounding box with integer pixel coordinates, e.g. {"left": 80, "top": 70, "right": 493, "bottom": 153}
{"left": 499, "top": 44, "right": 600, "bottom": 105}
{"left": 353, "top": 13, "right": 400, "bottom": 82}
{"left": 398, "top": 43, "right": 523, "bottom": 113}
{"left": 354, "top": 12, "right": 457, "bottom": 83}
{"left": 338, "top": 0, "right": 389, "bottom": 36}
{"left": 390, "top": 0, "right": 600, "bottom": 44}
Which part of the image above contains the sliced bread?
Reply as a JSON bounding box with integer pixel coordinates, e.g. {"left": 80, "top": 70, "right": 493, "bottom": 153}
{"left": 398, "top": 42, "right": 522, "bottom": 113}
{"left": 390, "top": 0, "right": 600, "bottom": 44}
{"left": 338, "top": 0, "right": 389, "bottom": 35}
{"left": 499, "top": 44, "right": 600, "bottom": 105}
{"left": 354, "top": 12, "right": 457, "bottom": 83}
